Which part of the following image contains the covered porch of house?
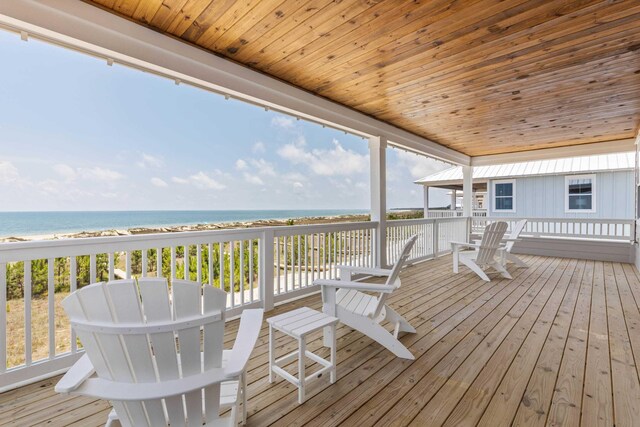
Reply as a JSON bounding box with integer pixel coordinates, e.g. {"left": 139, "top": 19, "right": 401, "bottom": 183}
{"left": 3, "top": 253, "right": 640, "bottom": 427}
{"left": 0, "top": 1, "right": 639, "bottom": 426}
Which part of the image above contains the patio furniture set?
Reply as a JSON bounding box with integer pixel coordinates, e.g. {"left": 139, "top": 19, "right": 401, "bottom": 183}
{"left": 53, "top": 223, "right": 524, "bottom": 426}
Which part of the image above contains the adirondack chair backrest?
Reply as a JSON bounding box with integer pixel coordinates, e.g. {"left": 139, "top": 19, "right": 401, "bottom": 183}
{"left": 504, "top": 219, "right": 527, "bottom": 252}
{"left": 476, "top": 221, "right": 509, "bottom": 265}
{"left": 62, "top": 278, "right": 227, "bottom": 427}
{"left": 373, "top": 234, "right": 419, "bottom": 318}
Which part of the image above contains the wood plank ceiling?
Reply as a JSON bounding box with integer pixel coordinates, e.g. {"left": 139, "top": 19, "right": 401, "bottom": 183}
{"left": 85, "top": 0, "right": 640, "bottom": 157}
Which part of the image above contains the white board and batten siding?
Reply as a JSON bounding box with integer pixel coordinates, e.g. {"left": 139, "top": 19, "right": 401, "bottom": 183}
{"left": 487, "top": 171, "right": 634, "bottom": 219}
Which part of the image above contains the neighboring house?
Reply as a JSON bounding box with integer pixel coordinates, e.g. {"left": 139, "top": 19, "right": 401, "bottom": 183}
{"left": 416, "top": 152, "right": 635, "bottom": 219}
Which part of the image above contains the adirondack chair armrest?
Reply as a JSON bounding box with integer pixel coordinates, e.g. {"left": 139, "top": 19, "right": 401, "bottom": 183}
{"left": 71, "top": 368, "right": 231, "bottom": 401}
{"left": 314, "top": 279, "right": 396, "bottom": 293}
{"left": 225, "top": 308, "right": 264, "bottom": 377}
{"left": 337, "top": 265, "right": 393, "bottom": 278}
{"left": 55, "top": 354, "right": 96, "bottom": 394}
{"left": 450, "top": 241, "right": 481, "bottom": 250}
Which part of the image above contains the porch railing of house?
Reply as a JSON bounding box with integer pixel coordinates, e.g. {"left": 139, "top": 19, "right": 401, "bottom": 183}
{"left": 425, "top": 210, "right": 487, "bottom": 218}
{"left": 471, "top": 217, "right": 636, "bottom": 241}
{"left": 0, "top": 213, "right": 633, "bottom": 391}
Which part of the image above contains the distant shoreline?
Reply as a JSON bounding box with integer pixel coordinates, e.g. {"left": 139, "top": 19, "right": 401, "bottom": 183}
{"left": 0, "top": 209, "right": 424, "bottom": 242}
{"left": 0, "top": 210, "right": 423, "bottom": 243}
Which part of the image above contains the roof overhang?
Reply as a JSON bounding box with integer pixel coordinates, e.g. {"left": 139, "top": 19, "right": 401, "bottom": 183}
{"left": 0, "top": 0, "right": 470, "bottom": 166}
{"left": 471, "top": 138, "right": 636, "bottom": 166}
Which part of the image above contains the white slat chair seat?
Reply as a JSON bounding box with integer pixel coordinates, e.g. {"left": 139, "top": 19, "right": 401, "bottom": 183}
{"left": 55, "top": 278, "right": 263, "bottom": 427}
{"left": 336, "top": 288, "right": 380, "bottom": 319}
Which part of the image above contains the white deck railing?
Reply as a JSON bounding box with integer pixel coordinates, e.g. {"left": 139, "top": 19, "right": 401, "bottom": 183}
{"left": 0, "top": 214, "right": 634, "bottom": 391}
{"left": 386, "top": 217, "right": 468, "bottom": 264}
{"left": 0, "top": 220, "right": 386, "bottom": 391}
{"left": 471, "top": 217, "right": 635, "bottom": 241}
{"left": 425, "top": 210, "right": 487, "bottom": 218}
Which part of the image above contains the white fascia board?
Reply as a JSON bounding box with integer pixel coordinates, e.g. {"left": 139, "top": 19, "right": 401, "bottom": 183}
{"left": 0, "top": 0, "right": 469, "bottom": 166}
{"left": 471, "top": 139, "right": 636, "bottom": 166}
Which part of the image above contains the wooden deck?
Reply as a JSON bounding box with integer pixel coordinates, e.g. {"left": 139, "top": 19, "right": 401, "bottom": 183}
{"left": 2, "top": 254, "right": 640, "bottom": 426}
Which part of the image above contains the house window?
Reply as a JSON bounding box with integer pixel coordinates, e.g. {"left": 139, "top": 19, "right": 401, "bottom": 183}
{"left": 493, "top": 180, "right": 515, "bottom": 212}
{"left": 566, "top": 174, "right": 595, "bottom": 212}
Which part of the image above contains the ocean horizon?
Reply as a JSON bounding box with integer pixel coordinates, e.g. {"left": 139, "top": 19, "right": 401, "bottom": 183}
{"left": 0, "top": 209, "right": 372, "bottom": 237}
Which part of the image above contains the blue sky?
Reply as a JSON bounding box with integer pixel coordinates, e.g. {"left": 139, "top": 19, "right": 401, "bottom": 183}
{"left": 0, "top": 30, "right": 450, "bottom": 211}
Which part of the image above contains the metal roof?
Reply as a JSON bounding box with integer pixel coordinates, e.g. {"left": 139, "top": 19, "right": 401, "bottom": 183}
{"left": 415, "top": 152, "right": 635, "bottom": 186}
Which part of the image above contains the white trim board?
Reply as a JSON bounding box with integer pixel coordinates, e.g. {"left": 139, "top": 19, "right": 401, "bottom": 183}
{"left": 0, "top": 0, "right": 469, "bottom": 166}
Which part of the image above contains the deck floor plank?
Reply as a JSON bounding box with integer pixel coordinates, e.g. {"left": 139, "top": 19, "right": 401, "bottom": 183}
{"left": 0, "top": 255, "right": 637, "bottom": 427}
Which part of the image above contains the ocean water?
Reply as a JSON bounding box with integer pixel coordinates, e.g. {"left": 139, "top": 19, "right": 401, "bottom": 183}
{"left": 0, "top": 210, "right": 369, "bottom": 237}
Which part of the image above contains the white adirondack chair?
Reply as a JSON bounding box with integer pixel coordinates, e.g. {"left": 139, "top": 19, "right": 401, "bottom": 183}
{"left": 315, "top": 234, "right": 419, "bottom": 360}
{"left": 451, "top": 221, "right": 511, "bottom": 282}
{"left": 501, "top": 219, "right": 529, "bottom": 268}
{"left": 55, "top": 278, "right": 263, "bottom": 427}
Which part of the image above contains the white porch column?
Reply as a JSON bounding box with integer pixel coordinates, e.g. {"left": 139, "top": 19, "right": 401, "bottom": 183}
{"left": 369, "top": 136, "right": 387, "bottom": 268}
{"left": 463, "top": 165, "right": 473, "bottom": 217}
{"left": 423, "top": 186, "right": 430, "bottom": 218}
{"left": 450, "top": 190, "right": 457, "bottom": 210}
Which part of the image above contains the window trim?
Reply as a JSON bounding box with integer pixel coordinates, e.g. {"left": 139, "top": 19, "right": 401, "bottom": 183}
{"left": 492, "top": 179, "right": 516, "bottom": 213}
{"left": 565, "top": 174, "right": 596, "bottom": 213}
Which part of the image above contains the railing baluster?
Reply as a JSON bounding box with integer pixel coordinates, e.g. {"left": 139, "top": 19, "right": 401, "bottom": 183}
{"left": 156, "top": 248, "right": 162, "bottom": 279}
{"left": 290, "top": 235, "right": 295, "bottom": 289}
{"left": 90, "top": 254, "right": 96, "bottom": 283}
{"left": 170, "top": 247, "right": 176, "bottom": 280}
{"left": 276, "top": 237, "right": 281, "bottom": 295}
{"left": 141, "top": 250, "right": 148, "bottom": 278}
{"left": 230, "top": 241, "right": 235, "bottom": 308}
{"left": 125, "top": 251, "right": 132, "bottom": 279}
{"left": 47, "top": 259, "right": 54, "bottom": 359}
{"left": 304, "top": 234, "right": 309, "bottom": 287}
{"left": 240, "top": 240, "right": 244, "bottom": 306}
{"left": 208, "top": 244, "right": 213, "bottom": 286}
{"left": 297, "top": 235, "right": 302, "bottom": 287}
{"left": 218, "top": 242, "right": 224, "bottom": 290}
{"left": 311, "top": 234, "right": 316, "bottom": 282}
{"left": 184, "top": 245, "right": 189, "bottom": 280}
{"left": 196, "top": 244, "right": 202, "bottom": 283}
{"left": 249, "top": 240, "right": 254, "bottom": 303}
{"left": 108, "top": 253, "right": 114, "bottom": 281}
{"left": 70, "top": 257, "right": 77, "bottom": 354}
{"left": 24, "top": 261, "right": 31, "bottom": 366}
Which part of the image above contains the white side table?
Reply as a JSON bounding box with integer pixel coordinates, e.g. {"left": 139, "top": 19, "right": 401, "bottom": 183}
{"left": 267, "top": 307, "right": 339, "bottom": 404}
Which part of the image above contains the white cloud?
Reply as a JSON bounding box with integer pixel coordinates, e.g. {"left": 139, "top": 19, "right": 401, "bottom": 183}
{"left": 136, "top": 153, "right": 163, "bottom": 168}
{"left": 172, "top": 176, "right": 188, "bottom": 184}
{"left": 150, "top": 177, "right": 168, "bottom": 187}
{"left": 278, "top": 139, "right": 368, "bottom": 176}
{"left": 292, "top": 181, "right": 304, "bottom": 194}
{"left": 395, "top": 150, "right": 450, "bottom": 180}
{"left": 235, "top": 159, "right": 248, "bottom": 170}
{"left": 79, "top": 167, "right": 124, "bottom": 182}
{"left": 250, "top": 158, "right": 276, "bottom": 176}
{"left": 53, "top": 164, "right": 77, "bottom": 182}
{"left": 0, "top": 161, "right": 20, "bottom": 184}
{"left": 252, "top": 141, "right": 266, "bottom": 153}
{"left": 243, "top": 173, "right": 264, "bottom": 186}
{"left": 189, "top": 171, "right": 226, "bottom": 190}
{"left": 271, "top": 115, "right": 295, "bottom": 129}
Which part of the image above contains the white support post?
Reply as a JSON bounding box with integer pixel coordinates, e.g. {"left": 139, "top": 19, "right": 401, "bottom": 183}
{"left": 369, "top": 136, "right": 387, "bottom": 269}
{"left": 260, "top": 229, "right": 275, "bottom": 312}
{"left": 423, "top": 186, "right": 430, "bottom": 218}
{"left": 450, "top": 190, "right": 457, "bottom": 211}
{"left": 463, "top": 165, "right": 473, "bottom": 240}
{"left": 463, "top": 166, "right": 473, "bottom": 217}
